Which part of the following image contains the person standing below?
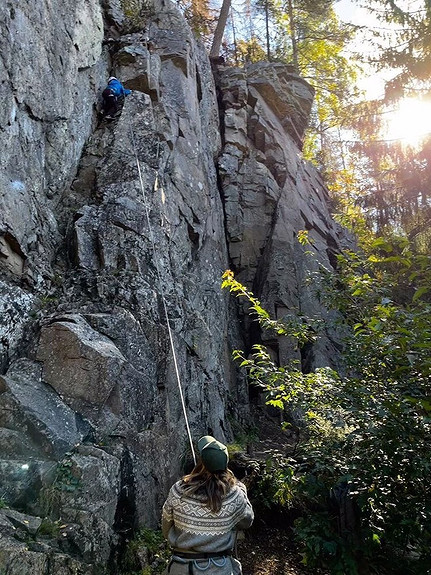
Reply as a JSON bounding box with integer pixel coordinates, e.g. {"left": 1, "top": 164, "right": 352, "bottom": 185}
{"left": 162, "top": 436, "right": 254, "bottom": 575}
{"left": 101, "top": 76, "right": 131, "bottom": 119}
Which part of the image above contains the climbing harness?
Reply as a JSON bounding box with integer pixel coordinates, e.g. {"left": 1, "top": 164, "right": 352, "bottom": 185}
{"left": 129, "top": 126, "right": 197, "bottom": 466}
{"left": 168, "top": 550, "right": 232, "bottom": 574}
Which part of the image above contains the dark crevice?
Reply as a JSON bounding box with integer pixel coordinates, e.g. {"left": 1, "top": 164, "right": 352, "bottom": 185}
{"left": 196, "top": 65, "right": 202, "bottom": 102}
{"left": 210, "top": 62, "right": 233, "bottom": 275}
{"left": 109, "top": 447, "right": 137, "bottom": 574}
{"left": 210, "top": 62, "right": 226, "bottom": 146}
{"left": 326, "top": 232, "right": 340, "bottom": 270}
{"left": 18, "top": 102, "right": 43, "bottom": 122}
{"left": 46, "top": 315, "right": 78, "bottom": 325}
{"left": 1, "top": 232, "right": 26, "bottom": 260}
{"left": 300, "top": 341, "right": 314, "bottom": 374}
{"left": 187, "top": 222, "right": 199, "bottom": 259}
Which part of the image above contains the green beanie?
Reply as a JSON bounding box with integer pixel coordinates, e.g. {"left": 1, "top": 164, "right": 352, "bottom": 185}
{"left": 197, "top": 436, "right": 229, "bottom": 472}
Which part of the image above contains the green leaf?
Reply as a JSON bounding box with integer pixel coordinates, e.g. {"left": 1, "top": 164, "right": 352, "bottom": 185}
{"left": 412, "top": 286, "right": 429, "bottom": 302}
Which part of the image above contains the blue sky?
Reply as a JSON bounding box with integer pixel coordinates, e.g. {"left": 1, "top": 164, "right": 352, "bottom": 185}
{"left": 334, "top": 0, "right": 389, "bottom": 99}
{"left": 334, "top": 0, "right": 360, "bottom": 22}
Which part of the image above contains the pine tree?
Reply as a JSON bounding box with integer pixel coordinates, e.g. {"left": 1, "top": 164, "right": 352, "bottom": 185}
{"left": 358, "top": 0, "right": 431, "bottom": 99}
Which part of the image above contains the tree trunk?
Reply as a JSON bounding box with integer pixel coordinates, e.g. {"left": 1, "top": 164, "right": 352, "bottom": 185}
{"left": 231, "top": 7, "right": 239, "bottom": 66}
{"left": 265, "top": 0, "right": 271, "bottom": 60}
{"left": 210, "top": 0, "right": 232, "bottom": 59}
{"left": 287, "top": 0, "right": 299, "bottom": 71}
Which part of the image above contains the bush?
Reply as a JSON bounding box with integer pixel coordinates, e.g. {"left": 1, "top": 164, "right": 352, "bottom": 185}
{"left": 121, "top": 528, "right": 170, "bottom": 575}
{"left": 222, "top": 250, "right": 431, "bottom": 575}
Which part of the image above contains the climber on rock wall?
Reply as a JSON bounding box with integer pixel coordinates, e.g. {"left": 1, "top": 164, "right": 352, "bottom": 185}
{"left": 161, "top": 436, "right": 254, "bottom": 575}
{"left": 101, "top": 76, "right": 131, "bottom": 120}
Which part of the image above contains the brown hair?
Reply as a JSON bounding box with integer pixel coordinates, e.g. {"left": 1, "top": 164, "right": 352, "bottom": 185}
{"left": 181, "top": 462, "right": 236, "bottom": 513}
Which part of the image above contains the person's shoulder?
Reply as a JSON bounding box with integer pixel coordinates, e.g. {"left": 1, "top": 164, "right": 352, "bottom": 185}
{"left": 233, "top": 480, "right": 248, "bottom": 492}
{"left": 165, "top": 480, "right": 182, "bottom": 497}
{"left": 228, "top": 480, "right": 250, "bottom": 502}
{"left": 164, "top": 481, "right": 183, "bottom": 506}
{"left": 224, "top": 480, "right": 245, "bottom": 498}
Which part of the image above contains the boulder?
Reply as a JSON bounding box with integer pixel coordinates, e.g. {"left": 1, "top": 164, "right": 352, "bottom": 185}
{"left": 36, "top": 316, "right": 126, "bottom": 415}
{"left": 0, "top": 358, "right": 86, "bottom": 507}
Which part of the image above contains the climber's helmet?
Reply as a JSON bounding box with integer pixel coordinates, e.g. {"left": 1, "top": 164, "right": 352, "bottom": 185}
{"left": 108, "top": 76, "right": 117, "bottom": 83}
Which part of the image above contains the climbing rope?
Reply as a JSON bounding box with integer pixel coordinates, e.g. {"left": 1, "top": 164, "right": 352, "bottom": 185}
{"left": 1, "top": 126, "right": 197, "bottom": 510}
{"left": 129, "top": 126, "right": 197, "bottom": 466}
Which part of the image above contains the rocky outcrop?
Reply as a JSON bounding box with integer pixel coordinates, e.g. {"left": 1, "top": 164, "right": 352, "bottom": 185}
{"left": 0, "top": 0, "right": 106, "bottom": 371}
{"left": 0, "top": 0, "right": 349, "bottom": 572}
{"left": 217, "top": 63, "right": 347, "bottom": 367}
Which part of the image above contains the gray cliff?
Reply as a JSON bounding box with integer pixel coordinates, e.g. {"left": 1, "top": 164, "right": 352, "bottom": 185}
{"left": 0, "top": 0, "right": 347, "bottom": 572}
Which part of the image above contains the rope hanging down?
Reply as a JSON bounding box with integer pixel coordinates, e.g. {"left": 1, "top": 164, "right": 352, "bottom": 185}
{"left": 129, "top": 127, "right": 197, "bottom": 466}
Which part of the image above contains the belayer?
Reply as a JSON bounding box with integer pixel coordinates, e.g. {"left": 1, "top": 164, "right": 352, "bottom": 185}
{"left": 162, "top": 435, "right": 254, "bottom": 574}
{"left": 101, "top": 76, "right": 131, "bottom": 120}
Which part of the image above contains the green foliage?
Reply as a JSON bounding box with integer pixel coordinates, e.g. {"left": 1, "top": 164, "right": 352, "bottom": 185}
{"left": 122, "top": 528, "right": 170, "bottom": 575}
{"left": 38, "top": 453, "right": 81, "bottom": 518}
{"left": 294, "top": 512, "right": 361, "bottom": 574}
{"left": 296, "top": 6, "right": 361, "bottom": 155}
{"left": 222, "top": 270, "right": 318, "bottom": 345}
{"left": 120, "top": 0, "right": 154, "bottom": 31}
{"left": 247, "top": 454, "right": 299, "bottom": 511}
{"left": 272, "top": 2, "right": 361, "bottom": 166}
{"left": 220, "top": 1, "right": 361, "bottom": 167}
{"left": 39, "top": 295, "right": 58, "bottom": 309}
{"left": 229, "top": 38, "right": 267, "bottom": 65}
{"left": 227, "top": 417, "right": 259, "bottom": 454}
{"left": 37, "top": 518, "right": 61, "bottom": 538}
{"left": 222, "top": 255, "right": 431, "bottom": 573}
{"left": 183, "top": 0, "right": 215, "bottom": 38}
{"left": 55, "top": 457, "right": 81, "bottom": 493}
{"left": 232, "top": 345, "right": 340, "bottom": 416}
{"left": 337, "top": 125, "right": 431, "bottom": 237}
{"left": 360, "top": 0, "right": 431, "bottom": 99}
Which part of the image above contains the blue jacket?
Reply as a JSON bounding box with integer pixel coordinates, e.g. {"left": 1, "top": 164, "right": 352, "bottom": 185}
{"left": 107, "top": 78, "right": 131, "bottom": 98}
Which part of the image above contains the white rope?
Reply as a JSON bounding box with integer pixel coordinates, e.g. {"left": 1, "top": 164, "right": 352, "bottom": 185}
{"left": 129, "top": 127, "right": 197, "bottom": 466}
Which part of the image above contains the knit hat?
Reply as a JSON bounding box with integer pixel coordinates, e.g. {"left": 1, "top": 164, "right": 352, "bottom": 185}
{"left": 197, "top": 436, "right": 229, "bottom": 472}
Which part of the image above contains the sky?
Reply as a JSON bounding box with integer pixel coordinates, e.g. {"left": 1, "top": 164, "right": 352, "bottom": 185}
{"left": 334, "top": 0, "right": 360, "bottom": 22}
{"left": 334, "top": 0, "right": 389, "bottom": 99}
{"left": 334, "top": 1, "right": 431, "bottom": 144}
{"left": 334, "top": 0, "right": 427, "bottom": 100}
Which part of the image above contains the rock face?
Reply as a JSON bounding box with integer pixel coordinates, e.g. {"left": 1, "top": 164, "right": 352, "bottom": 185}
{"left": 0, "top": 0, "right": 106, "bottom": 371}
{"left": 217, "top": 63, "right": 346, "bottom": 368}
{"left": 0, "top": 0, "right": 348, "bottom": 572}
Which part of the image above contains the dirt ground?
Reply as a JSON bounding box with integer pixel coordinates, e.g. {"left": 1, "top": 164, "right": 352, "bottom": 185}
{"left": 238, "top": 526, "right": 311, "bottom": 575}
{"left": 237, "top": 524, "right": 329, "bottom": 575}
{"left": 234, "top": 410, "right": 328, "bottom": 575}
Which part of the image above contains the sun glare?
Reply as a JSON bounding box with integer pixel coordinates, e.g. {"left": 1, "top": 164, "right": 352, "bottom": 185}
{"left": 383, "top": 97, "right": 431, "bottom": 147}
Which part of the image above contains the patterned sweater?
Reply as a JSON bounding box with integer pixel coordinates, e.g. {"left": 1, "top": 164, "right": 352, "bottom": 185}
{"left": 162, "top": 480, "right": 254, "bottom": 554}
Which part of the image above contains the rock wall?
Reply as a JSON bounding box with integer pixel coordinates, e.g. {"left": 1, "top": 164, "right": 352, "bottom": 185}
{"left": 0, "top": 0, "right": 348, "bottom": 572}
{"left": 217, "top": 63, "right": 347, "bottom": 368}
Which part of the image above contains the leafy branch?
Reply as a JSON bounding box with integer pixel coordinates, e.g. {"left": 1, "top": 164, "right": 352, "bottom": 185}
{"left": 221, "top": 269, "right": 316, "bottom": 345}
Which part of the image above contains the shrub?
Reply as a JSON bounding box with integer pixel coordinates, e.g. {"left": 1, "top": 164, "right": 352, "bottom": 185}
{"left": 222, "top": 253, "right": 431, "bottom": 574}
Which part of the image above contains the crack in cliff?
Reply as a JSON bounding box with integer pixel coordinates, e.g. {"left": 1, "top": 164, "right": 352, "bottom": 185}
{"left": 210, "top": 63, "right": 233, "bottom": 275}
{"left": 109, "top": 446, "right": 137, "bottom": 575}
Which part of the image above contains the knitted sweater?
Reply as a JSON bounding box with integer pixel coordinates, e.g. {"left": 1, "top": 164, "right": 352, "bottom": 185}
{"left": 162, "top": 479, "right": 254, "bottom": 554}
